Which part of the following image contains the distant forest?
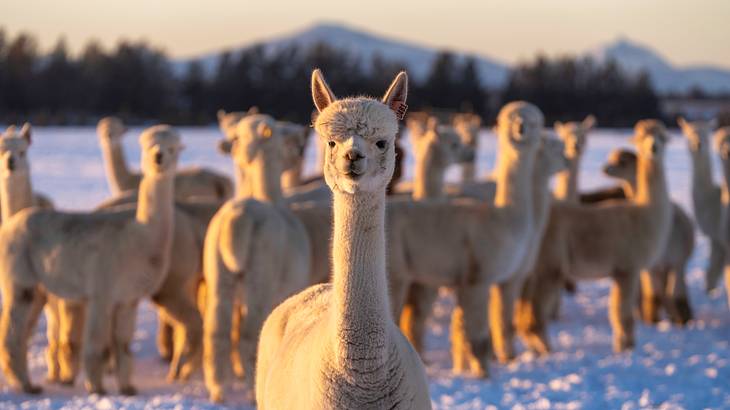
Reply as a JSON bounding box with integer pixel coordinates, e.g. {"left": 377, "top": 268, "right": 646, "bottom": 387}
{"left": 0, "top": 29, "right": 664, "bottom": 126}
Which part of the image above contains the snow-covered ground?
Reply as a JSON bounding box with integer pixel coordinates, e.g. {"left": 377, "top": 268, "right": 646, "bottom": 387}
{"left": 0, "top": 126, "right": 728, "bottom": 409}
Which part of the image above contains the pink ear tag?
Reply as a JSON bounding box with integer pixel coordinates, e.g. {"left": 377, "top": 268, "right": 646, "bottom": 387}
{"left": 392, "top": 100, "right": 408, "bottom": 121}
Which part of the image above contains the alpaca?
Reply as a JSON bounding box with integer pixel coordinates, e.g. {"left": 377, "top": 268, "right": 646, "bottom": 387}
{"left": 599, "top": 148, "right": 695, "bottom": 324}
{"left": 203, "top": 113, "right": 310, "bottom": 402}
{"left": 277, "top": 121, "right": 311, "bottom": 190}
{"left": 256, "top": 70, "right": 431, "bottom": 409}
{"left": 98, "top": 116, "right": 233, "bottom": 201}
{"left": 678, "top": 118, "right": 723, "bottom": 291}
{"left": 714, "top": 126, "right": 730, "bottom": 307}
{"left": 489, "top": 134, "right": 569, "bottom": 363}
{"left": 217, "top": 107, "right": 259, "bottom": 140}
{"left": 553, "top": 115, "right": 596, "bottom": 202}
{"left": 517, "top": 120, "right": 673, "bottom": 354}
{"left": 388, "top": 101, "right": 541, "bottom": 377}
{"left": 453, "top": 113, "right": 482, "bottom": 183}
{"left": 0, "top": 125, "right": 181, "bottom": 395}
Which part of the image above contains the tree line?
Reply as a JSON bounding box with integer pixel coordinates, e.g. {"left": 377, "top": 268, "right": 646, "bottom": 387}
{"left": 0, "top": 28, "right": 661, "bottom": 126}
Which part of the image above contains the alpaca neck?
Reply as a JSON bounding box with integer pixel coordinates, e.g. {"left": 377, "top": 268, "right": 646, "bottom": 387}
{"left": 462, "top": 163, "right": 476, "bottom": 183}
{"left": 0, "top": 173, "right": 34, "bottom": 222}
{"left": 494, "top": 146, "right": 535, "bottom": 208}
{"left": 136, "top": 172, "right": 175, "bottom": 247}
{"left": 532, "top": 170, "right": 555, "bottom": 230}
{"left": 620, "top": 179, "right": 636, "bottom": 199}
{"left": 412, "top": 152, "right": 446, "bottom": 200}
{"left": 331, "top": 191, "right": 391, "bottom": 372}
{"left": 100, "top": 139, "right": 137, "bottom": 193}
{"left": 553, "top": 158, "right": 580, "bottom": 202}
{"left": 634, "top": 155, "right": 668, "bottom": 206}
{"left": 235, "top": 166, "right": 252, "bottom": 198}
{"left": 689, "top": 146, "right": 717, "bottom": 197}
{"left": 281, "top": 161, "right": 303, "bottom": 190}
{"left": 246, "top": 160, "right": 283, "bottom": 204}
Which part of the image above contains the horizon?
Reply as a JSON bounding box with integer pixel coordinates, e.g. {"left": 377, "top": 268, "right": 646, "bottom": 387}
{"left": 2, "top": 0, "right": 729, "bottom": 69}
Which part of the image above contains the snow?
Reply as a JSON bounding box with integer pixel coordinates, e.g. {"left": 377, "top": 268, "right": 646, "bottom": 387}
{"left": 1, "top": 126, "right": 729, "bottom": 409}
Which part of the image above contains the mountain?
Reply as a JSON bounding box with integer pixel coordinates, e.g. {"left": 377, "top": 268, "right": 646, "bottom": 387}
{"left": 174, "top": 23, "right": 730, "bottom": 94}
{"left": 590, "top": 38, "right": 730, "bottom": 94}
{"left": 174, "top": 22, "right": 509, "bottom": 88}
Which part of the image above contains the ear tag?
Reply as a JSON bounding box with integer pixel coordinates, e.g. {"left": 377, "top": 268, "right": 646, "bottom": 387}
{"left": 392, "top": 100, "right": 408, "bottom": 121}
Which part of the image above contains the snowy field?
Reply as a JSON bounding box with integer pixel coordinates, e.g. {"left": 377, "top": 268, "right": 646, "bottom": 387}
{"left": 0, "top": 126, "right": 729, "bottom": 409}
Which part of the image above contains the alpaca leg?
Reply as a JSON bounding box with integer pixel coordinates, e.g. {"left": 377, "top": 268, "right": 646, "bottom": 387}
{"left": 725, "top": 264, "right": 730, "bottom": 310}
{"left": 112, "top": 301, "right": 138, "bottom": 395}
{"left": 231, "top": 300, "right": 244, "bottom": 379}
{"left": 58, "top": 300, "right": 85, "bottom": 385}
{"left": 399, "top": 283, "right": 436, "bottom": 354}
{"left": 666, "top": 267, "right": 692, "bottom": 325}
{"left": 451, "top": 285, "right": 490, "bottom": 378}
{"left": 609, "top": 271, "right": 639, "bottom": 352}
{"left": 489, "top": 278, "right": 520, "bottom": 364}
{"left": 44, "top": 298, "right": 61, "bottom": 383}
{"left": 515, "top": 273, "right": 554, "bottom": 355}
{"left": 238, "top": 283, "right": 273, "bottom": 391}
{"left": 82, "top": 300, "right": 113, "bottom": 394}
{"left": 156, "top": 311, "right": 174, "bottom": 362}
{"left": 203, "top": 267, "right": 236, "bottom": 403}
{"left": 389, "top": 277, "right": 411, "bottom": 322}
{"left": 153, "top": 292, "right": 203, "bottom": 382}
{"left": 0, "top": 282, "right": 42, "bottom": 393}
{"left": 706, "top": 239, "right": 725, "bottom": 292}
{"left": 639, "top": 269, "right": 662, "bottom": 324}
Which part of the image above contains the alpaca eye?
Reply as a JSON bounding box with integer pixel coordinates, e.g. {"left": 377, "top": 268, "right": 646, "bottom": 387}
{"left": 328, "top": 141, "right": 336, "bottom": 148}
{"left": 376, "top": 140, "right": 387, "bottom": 150}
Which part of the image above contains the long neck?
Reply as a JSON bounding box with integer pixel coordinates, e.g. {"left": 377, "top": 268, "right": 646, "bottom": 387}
{"left": 412, "top": 151, "right": 446, "bottom": 200}
{"left": 100, "top": 139, "right": 138, "bottom": 193}
{"left": 0, "top": 173, "right": 34, "bottom": 223}
{"left": 494, "top": 144, "right": 535, "bottom": 208}
{"left": 634, "top": 155, "right": 668, "bottom": 206}
{"left": 553, "top": 157, "right": 580, "bottom": 202}
{"left": 234, "top": 166, "right": 251, "bottom": 198}
{"left": 246, "top": 160, "right": 283, "bottom": 204}
{"left": 689, "top": 145, "right": 717, "bottom": 195}
{"left": 136, "top": 172, "right": 175, "bottom": 247}
{"left": 331, "top": 191, "right": 391, "bottom": 371}
{"left": 532, "top": 170, "right": 554, "bottom": 230}
{"left": 281, "top": 161, "right": 303, "bottom": 190}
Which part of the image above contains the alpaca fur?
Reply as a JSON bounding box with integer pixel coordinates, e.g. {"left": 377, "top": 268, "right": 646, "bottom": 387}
{"left": 388, "top": 101, "right": 542, "bottom": 377}
{"left": 713, "top": 126, "right": 730, "bottom": 308}
{"left": 255, "top": 70, "right": 431, "bottom": 409}
{"left": 678, "top": 118, "right": 723, "bottom": 292}
{"left": 517, "top": 120, "right": 673, "bottom": 354}
{"left": 0, "top": 125, "right": 181, "bottom": 395}
{"left": 453, "top": 113, "right": 482, "bottom": 183}
{"left": 203, "top": 114, "right": 310, "bottom": 402}
{"left": 98, "top": 116, "right": 233, "bottom": 201}
{"left": 552, "top": 115, "right": 596, "bottom": 202}
{"left": 599, "top": 149, "right": 695, "bottom": 324}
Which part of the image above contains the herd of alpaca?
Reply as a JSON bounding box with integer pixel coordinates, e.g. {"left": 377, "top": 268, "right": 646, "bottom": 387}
{"left": 0, "top": 68, "right": 728, "bottom": 408}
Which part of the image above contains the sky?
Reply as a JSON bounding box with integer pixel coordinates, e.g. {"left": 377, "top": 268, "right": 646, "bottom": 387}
{"left": 2, "top": 0, "right": 729, "bottom": 67}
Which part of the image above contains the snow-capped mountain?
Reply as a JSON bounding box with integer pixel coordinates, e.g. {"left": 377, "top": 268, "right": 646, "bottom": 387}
{"left": 590, "top": 38, "right": 730, "bottom": 94}
{"left": 175, "top": 23, "right": 730, "bottom": 94}
{"left": 174, "top": 22, "right": 509, "bottom": 88}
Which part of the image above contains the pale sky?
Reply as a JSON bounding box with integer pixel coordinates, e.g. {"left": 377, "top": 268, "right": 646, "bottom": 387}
{"left": 2, "top": 0, "right": 729, "bottom": 67}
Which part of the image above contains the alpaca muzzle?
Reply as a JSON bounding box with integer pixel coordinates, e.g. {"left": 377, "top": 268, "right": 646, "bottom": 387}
{"left": 154, "top": 152, "right": 164, "bottom": 165}
{"left": 6, "top": 156, "right": 15, "bottom": 172}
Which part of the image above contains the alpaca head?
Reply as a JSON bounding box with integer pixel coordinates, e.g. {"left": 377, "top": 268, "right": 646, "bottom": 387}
{"left": 633, "top": 120, "right": 669, "bottom": 160}
{"left": 554, "top": 115, "right": 596, "bottom": 160}
{"left": 536, "top": 131, "right": 569, "bottom": 176}
{"left": 678, "top": 117, "right": 718, "bottom": 152}
{"left": 714, "top": 127, "right": 730, "bottom": 162}
{"left": 0, "top": 124, "right": 32, "bottom": 178}
{"left": 276, "top": 121, "right": 310, "bottom": 171}
{"left": 494, "top": 101, "right": 543, "bottom": 156}
{"left": 230, "top": 114, "right": 282, "bottom": 175}
{"left": 217, "top": 107, "right": 259, "bottom": 149}
{"left": 453, "top": 113, "right": 482, "bottom": 148}
{"left": 97, "top": 116, "right": 127, "bottom": 144}
{"left": 413, "top": 117, "right": 474, "bottom": 168}
{"left": 312, "top": 69, "right": 408, "bottom": 194}
{"left": 602, "top": 148, "right": 637, "bottom": 184}
{"left": 139, "top": 125, "right": 183, "bottom": 176}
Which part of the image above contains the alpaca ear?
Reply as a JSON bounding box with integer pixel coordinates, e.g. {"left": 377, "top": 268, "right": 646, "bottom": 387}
{"left": 247, "top": 106, "right": 259, "bottom": 116}
{"left": 20, "top": 123, "right": 32, "bottom": 144}
{"left": 217, "top": 110, "right": 227, "bottom": 122}
{"left": 217, "top": 139, "right": 232, "bottom": 154}
{"left": 582, "top": 115, "right": 596, "bottom": 131}
{"left": 258, "top": 122, "right": 273, "bottom": 138}
{"left": 382, "top": 71, "right": 408, "bottom": 120}
{"left": 311, "top": 69, "right": 336, "bottom": 113}
{"left": 677, "top": 117, "right": 689, "bottom": 131}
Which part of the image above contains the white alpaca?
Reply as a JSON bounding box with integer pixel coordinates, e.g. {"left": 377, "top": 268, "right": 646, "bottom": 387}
{"left": 677, "top": 118, "right": 724, "bottom": 292}
{"left": 203, "top": 114, "right": 310, "bottom": 402}
{"left": 553, "top": 115, "right": 596, "bottom": 202}
{"left": 98, "top": 117, "right": 233, "bottom": 201}
{"left": 0, "top": 125, "right": 181, "bottom": 395}
{"left": 388, "top": 101, "right": 541, "bottom": 377}
{"left": 517, "top": 120, "right": 673, "bottom": 354}
{"left": 453, "top": 113, "right": 482, "bottom": 183}
{"left": 256, "top": 70, "right": 431, "bottom": 409}
{"left": 598, "top": 148, "right": 695, "bottom": 324}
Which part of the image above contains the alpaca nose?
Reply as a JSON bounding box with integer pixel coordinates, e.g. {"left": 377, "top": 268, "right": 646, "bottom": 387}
{"left": 154, "top": 152, "right": 163, "bottom": 165}
{"left": 518, "top": 123, "right": 525, "bottom": 135}
{"left": 7, "top": 156, "right": 15, "bottom": 171}
{"left": 345, "top": 150, "right": 364, "bottom": 162}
